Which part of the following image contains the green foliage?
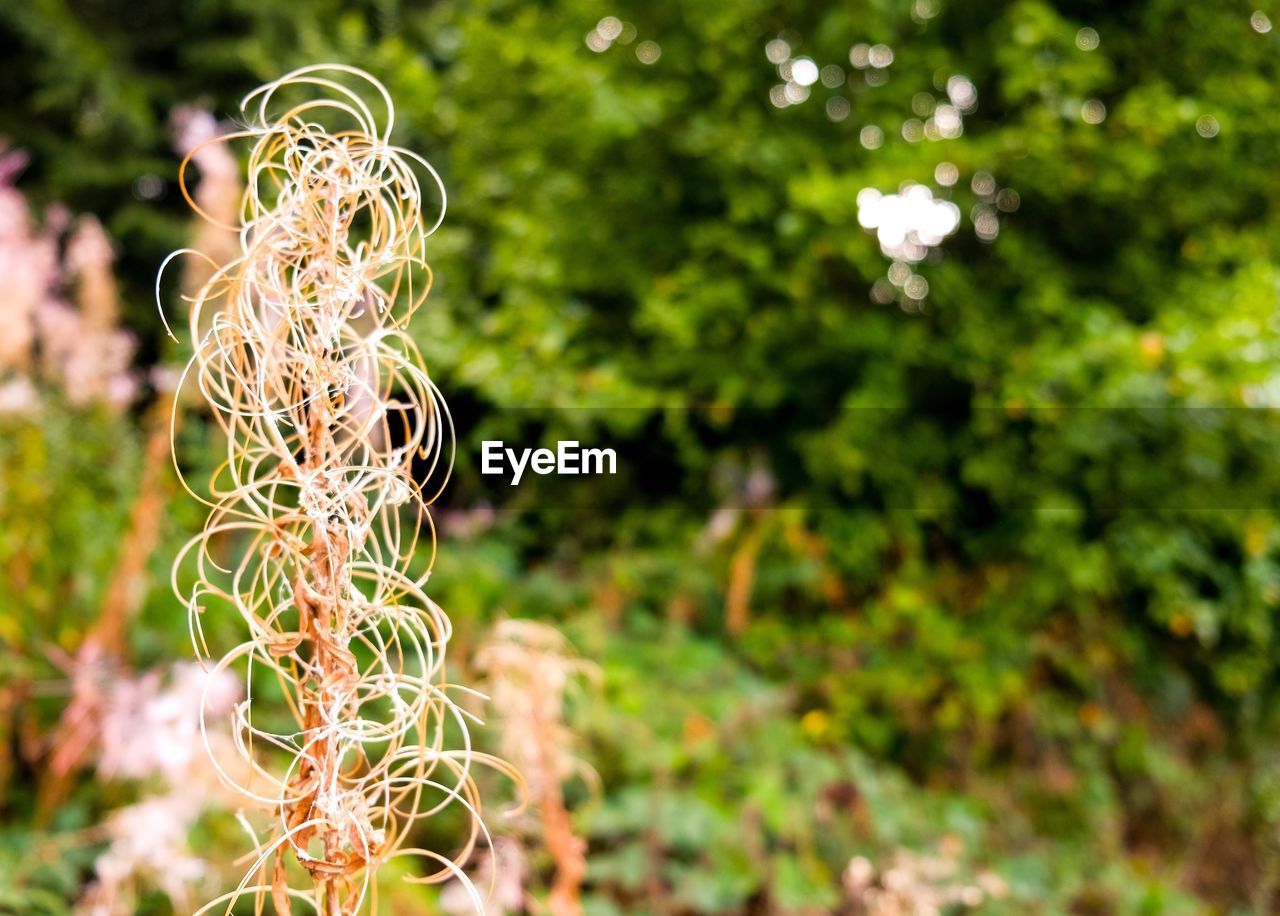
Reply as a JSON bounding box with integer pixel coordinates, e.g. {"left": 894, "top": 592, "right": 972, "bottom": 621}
{"left": 0, "top": 407, "right": 140, "bottom": 647}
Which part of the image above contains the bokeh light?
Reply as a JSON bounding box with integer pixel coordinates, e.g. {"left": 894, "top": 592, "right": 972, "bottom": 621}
{"left": 791, "top": 57, "right": 820, "bottom": 87}
{"left": 784, "top": 82, "right": 810, "bottom": 103}
{"left": 903, "top": 274, "right": 929, "bottom": 300}
{"left": 857, "top": 184, "right": 962, "bottom": 263}
{"left": 932, "top": 104, "right": 963, "bottom": 138}
{"left": 597, "top": 17, "right": 623, "bottom": 41}
{"left": 868, "top": 44, "right": 895, "bottom": 68}
{"left": 946, "top": 75, "right": 978, "bottom": 113}
{"left": 912, "top": 0, "right": 940, "bottom": 22}
{"left": 970, "top": 171, "right": 997, "bottom": 198}
{"left": 826, "top": 97, "right": 851, "bottom": 121}
{"left": 1075, "top": 27, "right": 1100, "bottom": 50}
{"left": 636, "top": 40, "right": 661, "bottom": 64}
{"left": 996, "top": 188, "right": 1021, "bottom": 212}
{"left": 870, "top": 277, "right": 896, "bottom": 303}
{"left": 974, "top": 207, "right": 1000, "bottom": 241}
{"left": 1196, "top": 114, "right": 1220, "bottom": 137}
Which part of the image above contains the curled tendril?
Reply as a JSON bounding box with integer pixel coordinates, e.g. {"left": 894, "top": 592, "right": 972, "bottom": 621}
{"left": 164, "top": 65, "right": 519, "bottom": 915}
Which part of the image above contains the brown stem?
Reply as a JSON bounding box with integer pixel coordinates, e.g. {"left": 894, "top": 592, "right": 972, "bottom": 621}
{"left": 275, "top": 370, "right": 368, "bottom": 914}
{"left": 35, "top": 391, "right": 177, "bottom": 823}
{"left": 531, "top": 702, "right": 585, "bottom": 916}
{"left": 725, "top": 515, "right": 766, "bottom": 636}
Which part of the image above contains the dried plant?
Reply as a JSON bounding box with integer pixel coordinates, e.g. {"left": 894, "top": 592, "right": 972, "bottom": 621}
{"left": 475, "top": 620, "right": 599, "bottom": 915}
{"left": 843, "top": 840, "right": 1008, "bottom": 915}
{"left": 164, "top": 65, "right": 515, "bottom": 914}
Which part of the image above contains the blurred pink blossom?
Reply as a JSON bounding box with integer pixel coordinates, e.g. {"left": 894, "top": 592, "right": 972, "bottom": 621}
{"left": 67, "top": 662, "right": 242, "bottom": 915}
{"left": 0, "top": 145, "right": 137, "bottom": 413}
{"left": 78, "top": 793, "right": 207, "bottom": 915}
{"left": 0, "top": 160, "right": 54, "bottom": 378}
{"left": 171, "top": 106, "right": 241, "bottom": 280}
{"left": 440, "top": 837, "right": 528, "bottom": 916}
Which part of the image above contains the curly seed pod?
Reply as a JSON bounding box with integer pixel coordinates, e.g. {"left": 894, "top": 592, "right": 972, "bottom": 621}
{"left": 163, "top": 65, "right": 517, "bottom": 916}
